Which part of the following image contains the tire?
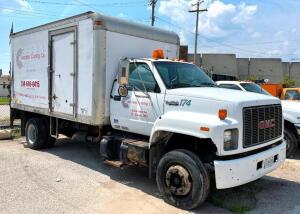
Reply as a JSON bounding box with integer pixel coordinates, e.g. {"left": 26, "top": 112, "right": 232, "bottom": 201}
{"left": 156, "top": 149, "right": 210, "bottom": 210}
{"left": 25, "top": 118, "right": 48, "bottom": 150}
{"left": 284, "top": 128, "right": 298, "bottom": 158}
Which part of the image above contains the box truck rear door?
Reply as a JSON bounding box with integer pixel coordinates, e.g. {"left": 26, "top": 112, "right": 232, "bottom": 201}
{"left": 51, "top": 32, "right": 75, "bottom": 115}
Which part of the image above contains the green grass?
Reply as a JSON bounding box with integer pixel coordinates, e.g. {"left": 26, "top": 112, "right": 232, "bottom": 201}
{"left": 211, "top": 196, "right": 251, "bottom": 214}
{"left": 0, "top": 97, "right": 10, "bottom": 105}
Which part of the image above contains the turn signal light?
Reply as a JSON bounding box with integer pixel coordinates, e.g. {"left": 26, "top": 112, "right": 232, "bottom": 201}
{"left": 218, "top": 109, "right": 227, "bottom": 120}
{"left": 152, "top": 49, "right": 164, "bottom": 59}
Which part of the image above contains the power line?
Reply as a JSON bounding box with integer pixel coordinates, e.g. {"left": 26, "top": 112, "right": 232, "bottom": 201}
{"left": 157, "top": 16, "right": 300, "bottom": 48}
{"left": 156, "top": 17, "right": 284, "bottom": 56}
{"left": 225, "top": 38, "right": 300, "bottom": 46}
{"left": 0, "top": 7, "right": 63, "bottom": 19}
{"left": 73, "top": 0, "right": 101, "bottom": 13}
{"left": 156, "top": 16, "right": 271, "bottom": 57}
{"left": 25, "top": 0, "right": 147, "bottom": 7}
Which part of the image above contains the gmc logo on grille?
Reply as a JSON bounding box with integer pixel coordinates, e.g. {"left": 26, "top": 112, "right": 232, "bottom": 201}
{"left": 259, "top": 119, "right": 275, "bottom": 129}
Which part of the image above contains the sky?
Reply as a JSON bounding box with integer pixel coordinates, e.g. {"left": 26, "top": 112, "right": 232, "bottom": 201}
{"left": 0, "top": 0, "right": 300, "bottom": 74}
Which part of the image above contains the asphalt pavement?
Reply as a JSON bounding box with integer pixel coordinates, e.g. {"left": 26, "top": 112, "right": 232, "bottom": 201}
{"left": 0, "top": 137, "right": 299, "bottom": 214}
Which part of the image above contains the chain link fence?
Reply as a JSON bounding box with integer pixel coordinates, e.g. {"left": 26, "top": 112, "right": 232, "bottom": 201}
{"left": 0, "top": 96, "right": 20, "bottom": 131}
{"left": 0, "top": 96, "right": 10, "bottom": 129}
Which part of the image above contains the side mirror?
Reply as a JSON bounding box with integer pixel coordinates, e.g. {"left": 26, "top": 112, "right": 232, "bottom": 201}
{"left": 118, "top": 85, "right": 128, "bottom": 97}
{"left": 118, "top": 59, "right": 130, "bottom": 86}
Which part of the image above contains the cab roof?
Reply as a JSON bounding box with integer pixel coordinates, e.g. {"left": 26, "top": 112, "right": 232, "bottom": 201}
{"left": 130, "top": 58, "right": 193, "bottom": 64}
{"left": 216, "top": 80, "right": 253, "bottom": 85}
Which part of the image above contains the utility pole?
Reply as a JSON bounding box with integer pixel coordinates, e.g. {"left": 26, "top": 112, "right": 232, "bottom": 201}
{"left": 150, "top": 0, "right": 158, "bottom": 26}
{"left": 189, "top": 0, "right": 207, "bottom": 63}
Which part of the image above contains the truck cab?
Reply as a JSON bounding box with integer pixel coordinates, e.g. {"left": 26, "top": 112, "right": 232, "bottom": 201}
{"left": 107, "top": 57, "right": 285, "bottom": 209}
{"left": 217, "top": 80, "right": 299, "bottom": 157}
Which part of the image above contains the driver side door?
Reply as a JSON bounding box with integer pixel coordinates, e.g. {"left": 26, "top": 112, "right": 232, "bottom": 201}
{"left": 110, "top": 62, "right": 163, "bottom": 136}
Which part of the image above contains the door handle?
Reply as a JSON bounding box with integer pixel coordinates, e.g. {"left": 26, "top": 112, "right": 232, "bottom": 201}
{"left": 166, "top": 101, "right": 179, "bottom": 106}
{"left": 113, "top": 95, "right": 121, "bottom": 101}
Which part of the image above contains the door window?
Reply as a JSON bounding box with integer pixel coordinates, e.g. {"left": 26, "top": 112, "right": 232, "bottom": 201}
{"left": 128, "top": 63, "right": 159, "bottom": 93}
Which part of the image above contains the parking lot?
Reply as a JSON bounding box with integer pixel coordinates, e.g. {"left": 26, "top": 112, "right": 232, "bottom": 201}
{"left": 0, "top": 137, "right": 299, "bottom": 214}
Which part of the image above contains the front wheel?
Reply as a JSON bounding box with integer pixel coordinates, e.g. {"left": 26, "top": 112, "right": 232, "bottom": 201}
{"left": 284, "top": 128, "right": 298, "bottom": 158}
{"left": 156, "top": 150, "right": 210, "bottom": 210}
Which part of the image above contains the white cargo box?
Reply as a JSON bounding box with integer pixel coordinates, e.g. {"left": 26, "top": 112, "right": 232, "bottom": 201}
{"left": 10, "top": 11, "right": 179, "bottom": 126}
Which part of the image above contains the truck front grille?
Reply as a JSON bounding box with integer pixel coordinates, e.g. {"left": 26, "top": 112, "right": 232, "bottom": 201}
{"left": 243, "top": 104, "right": 282, "bottom": 148}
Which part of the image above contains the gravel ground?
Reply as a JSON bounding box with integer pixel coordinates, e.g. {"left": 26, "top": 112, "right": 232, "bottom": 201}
{"left": 0, "top": 137, "right": 299, "bottom": 214}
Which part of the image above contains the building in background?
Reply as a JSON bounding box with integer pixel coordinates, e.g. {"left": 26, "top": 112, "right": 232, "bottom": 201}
{"left": 189, "top": 53, "right": 299, "bottom": 84}
{"left": 0, "top": 73, "right": 10, "bottom": 97}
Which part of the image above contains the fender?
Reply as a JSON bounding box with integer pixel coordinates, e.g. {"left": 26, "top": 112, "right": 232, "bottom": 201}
{"left": 150, "top": 110, "right": 239, "bottom": 154}
{"left": 283, "top": 111, "right": 300, "bottom": 125}
{"left": 282, "top": 100, "right": 300, "bottom": 125}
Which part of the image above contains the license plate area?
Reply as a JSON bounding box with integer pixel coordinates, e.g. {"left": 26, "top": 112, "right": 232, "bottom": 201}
{"left": 256, "top": 154, "right": 279, "bottom": 170}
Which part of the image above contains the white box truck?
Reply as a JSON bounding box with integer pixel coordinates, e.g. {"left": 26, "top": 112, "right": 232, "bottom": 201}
{"left": 10, "top": 12, "right": 286, "bottom": 209}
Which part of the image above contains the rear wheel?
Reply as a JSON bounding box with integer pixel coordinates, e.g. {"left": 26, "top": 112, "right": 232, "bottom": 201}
{"left": 25, "top": 118, "right": 48, "bottom": 149}
{"left": 284, "top": 128, "right": 298, "bottom": 158}
{"left": 156, "top": 150, "right": 210, "bottom": 210}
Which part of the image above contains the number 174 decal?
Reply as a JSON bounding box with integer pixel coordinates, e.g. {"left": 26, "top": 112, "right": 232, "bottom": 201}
{"left": 180, "top": 99, "right": 191, "bottom": 107}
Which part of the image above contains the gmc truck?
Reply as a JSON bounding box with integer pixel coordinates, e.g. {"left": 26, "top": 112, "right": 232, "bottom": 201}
{"left": 10, "top": 12, "right": 286, "bottom": 210}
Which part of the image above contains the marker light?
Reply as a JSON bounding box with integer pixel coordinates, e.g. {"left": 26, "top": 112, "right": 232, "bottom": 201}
{"left": 94, "top": 20, "right": 103, "bottom": 26}
{"left": 152, "top": 49, "right": 164, "bottom": 59}
{"left": 200, "top": 127, "right": 210, "bottom": 132}
{"left": 218, "top": 109, "right": 227, "bottom": 120}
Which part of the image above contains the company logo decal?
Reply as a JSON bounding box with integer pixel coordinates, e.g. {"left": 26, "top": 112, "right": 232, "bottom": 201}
{"left": 16, "top": 48, "right": 46, "bottom": 70}
{"left": 259, "top": 119, "right": 275, "bottom": 129}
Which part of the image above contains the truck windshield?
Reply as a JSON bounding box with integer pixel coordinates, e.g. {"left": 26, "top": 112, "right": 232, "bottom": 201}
{"left": 284, "top": 90, "right": 300, "bottom": 100}
{"left": 240, "top": 83, "right": 270, "bottom": 95}
{"left": 153, "top": 61, "right": 216, "bottom": 89}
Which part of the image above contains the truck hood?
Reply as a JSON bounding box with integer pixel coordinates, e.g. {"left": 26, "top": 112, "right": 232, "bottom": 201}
{"left": 166, "top": 87, "right": 280, "bottom": 105}
{"left": 281, "top": 100, "right": 300, "bottom": 124}
{"left": 281, "top": 100, "right": 300, "bottom": 111}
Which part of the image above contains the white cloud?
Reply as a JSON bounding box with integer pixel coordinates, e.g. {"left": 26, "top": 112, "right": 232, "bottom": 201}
{"left": 251, "top": 32, "right": 261, "bottom": 39}
{"left": 158, "top": 0, "right": 258, "bottom": 41}
{"left": 232, "top": 3, "right": 257, "bottom": 24}
{"left": 158, "top": 0, "right": 191, "bottom": 24}
{"left": 205, "top": 1, "right": 235, "bottom": 18}
{"left": 118, "top": 13, "right": 126, "bottom": 18}
{"left": 178, "top": 31, "right": 188, "bottom": 45}
{"left": 15, "top": 0, "right": 32, "bottom": 11}
{"left": 1, "top": 9, "right": 14, "bottom": 14}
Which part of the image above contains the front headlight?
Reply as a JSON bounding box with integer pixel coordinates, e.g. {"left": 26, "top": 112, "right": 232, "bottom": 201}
{"left": 224, "top": 129, "right": 239, "bottom": 151}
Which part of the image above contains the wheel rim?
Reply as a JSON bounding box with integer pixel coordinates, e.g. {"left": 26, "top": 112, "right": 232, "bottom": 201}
{"left": 165, "top": 165, "right": 192, "bottom": 196}
{"left": 27, "top": 124, "right": 38, "bottom": 145}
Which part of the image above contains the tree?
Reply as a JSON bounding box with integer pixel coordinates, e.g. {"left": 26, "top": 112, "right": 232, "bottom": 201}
{"left": 282, "top": 76, "right": 295, "bottom": 88}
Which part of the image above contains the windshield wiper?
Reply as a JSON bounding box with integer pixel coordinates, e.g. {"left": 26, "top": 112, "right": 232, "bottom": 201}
{"left": 170, "top": 83, "right": 201, "bottom": 89}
